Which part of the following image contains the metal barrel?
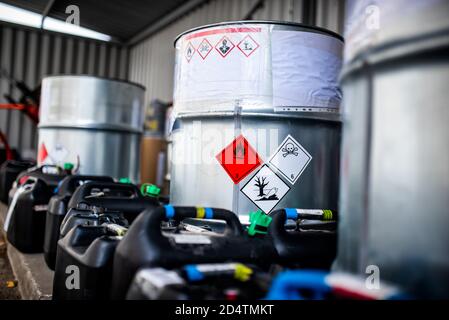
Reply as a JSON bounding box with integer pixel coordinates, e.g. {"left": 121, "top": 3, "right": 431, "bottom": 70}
{"left": 38, "top": 75, "right": 145, "bottom": 182}
{"left": 170, "top": 21, "right": 343, "bottom": 221}
{"left": 335, "top": 0, "right": 449, "bottom": 298}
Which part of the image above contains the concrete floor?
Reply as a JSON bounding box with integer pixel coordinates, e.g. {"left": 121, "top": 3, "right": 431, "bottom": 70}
{"left": 0, "top": 202, "right": 53, "bottom": 300}
{"left": 0, "top": 235, "right": 21, "bottom": 299}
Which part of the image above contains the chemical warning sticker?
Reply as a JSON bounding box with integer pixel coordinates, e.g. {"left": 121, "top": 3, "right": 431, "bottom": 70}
{"left": 197, "top": 38, "right": 212, "bottom": 60}
{"left": 237, "top": 35, "right": 260, "bottom": 57}
{"left": 240, "top": 164, "right": 290, "bottom": 214}
{"left": 37, "top": 143, "right": 48, "bottom": 163}
{"left": 216, "top": 134, "right": 262, "bottom": 184}
{"left": 185, "top": 41, "right": 195, "bottom": 62}
{"left": 268, "top": 135, "right": 312, "bottom": 184}
{"left": 49, "top": 144, "right": 69, "bottom": 163}
{"left": 215, "top": 35, "right": 235, "bottom": 58}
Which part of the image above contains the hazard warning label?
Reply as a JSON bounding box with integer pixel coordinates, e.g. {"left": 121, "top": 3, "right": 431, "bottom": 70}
{"left": 38, "top": 143, "right": 48, "bottom": 163}
{"left": 237, "top": 35, "right": 259, "bottom": 57}
{"left": 268, "top": 134, "right": 312, "bottom": 184}
{"left": 38, "top": 142, "right": 69, "bottom": 165}
{"left": 197, "top": 38, "right": 212, "bottom": 60}
{"left": 185, "top": 41, "right": 195, "bottom": 62}
{"left": 215, "top": 36, "right": 235, "bottom": 57}
{"left": 240, "top": 164, "right": 290, "bottom": 213}
{"left": 216, "top": 134, "right": 262, "bottom": 184}
{"left": 50, "top": 143, "right": 69, "bottom": 163}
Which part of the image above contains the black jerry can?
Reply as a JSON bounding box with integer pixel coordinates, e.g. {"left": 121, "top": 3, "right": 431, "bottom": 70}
{"left": 53, "top": 224, "right": 126, "bottom": 300}
{"left": 110, "top": 206, "right": 277, "bottom": 299}
{"left": 268, "top": 208, "right": 337, "bottom": 269}
{"left": 8, "top": 165, "right": 64, "bottom": 203}
{"left": 44, "top": 175, "right": 113, "bottom": 269}
{"left": 68, "top": 181, "right": 160, "bottom": 223}
{"left": 126, "top": 263, "right": 272, "bottom": 300}
{"left": 5, "top": 170, "right": 66, "bottom": 253}
{"left": 0, "top": 159, "right": 35, "bottom": 203}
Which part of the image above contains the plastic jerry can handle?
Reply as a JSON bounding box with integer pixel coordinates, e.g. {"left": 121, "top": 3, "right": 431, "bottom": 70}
{"left": 147, "top": 205, "right": 244, "bottom": 237}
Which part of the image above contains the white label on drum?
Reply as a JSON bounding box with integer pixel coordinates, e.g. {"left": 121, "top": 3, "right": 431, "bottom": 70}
{"left": 268, "top": 135, "right": 312, "bottom": 185}
{"left": 49, "top": 143, "right": 69, "bottom": 163}
{"left": 271, "top": 30, "right": 343, "bottom": 110}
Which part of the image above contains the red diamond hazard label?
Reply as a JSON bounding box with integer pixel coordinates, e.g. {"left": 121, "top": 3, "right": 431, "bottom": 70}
{"left": 216, "top": 134, "right": 262, "bottom": 184}
{"left": 197, "top": 38, "right": 213, "bottom": 60}
{"left": 38, "top": 143, "right": 48, "bottom": 163}
{"left": 215, "top": 36, "right": 235, "bottom": 58}
{"left": 185, "top": 42, "right": 195, "bottom": 62}
{"left": 237, "top": 35, "right": 259, "bottom": 57}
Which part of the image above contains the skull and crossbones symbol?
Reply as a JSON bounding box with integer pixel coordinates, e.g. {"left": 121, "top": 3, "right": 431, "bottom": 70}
{"left": 282, "top": 143, "right": 299, "bottom": 157}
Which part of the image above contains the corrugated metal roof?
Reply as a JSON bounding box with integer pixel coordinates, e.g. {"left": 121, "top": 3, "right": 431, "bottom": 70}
{"left": 0, "top": 0, "right": 189, "bottom": 42}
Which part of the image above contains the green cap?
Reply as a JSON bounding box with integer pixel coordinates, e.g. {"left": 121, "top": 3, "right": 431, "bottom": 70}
{"left": 119, "top": 177, "right": 132, "bottom": 184}
{"left": 63, "top": 162, "right": 74, "bottom": 171}
{"left": 140, "top": 183, "right": 160, "bottom": 197}
{"left": 247, "top": 210, "right": 272, "bottom": 236}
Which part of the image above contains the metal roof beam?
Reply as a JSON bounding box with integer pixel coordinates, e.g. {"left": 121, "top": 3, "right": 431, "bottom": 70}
{"left": 243, "top": 0, "right": 265, "bottom": 20}
{"left": 127, "top": 0, "right": 209, "bottom": 47}
{"left": 40, "top": 0, "right": 56, "bottom": 28}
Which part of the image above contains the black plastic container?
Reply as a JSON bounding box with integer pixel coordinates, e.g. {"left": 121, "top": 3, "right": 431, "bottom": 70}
{"left": 43, "top": 175, "right": 114, "bottom": 269}
{"left": 110, "top": 205, "right": 277, "bottom": 299}
{"left": 53, "top": 224, "right": 126, "bottom": 300}
{"left": 268, "top": 208, "right": 337, "bottom": 269}
{"left": 126, "top": 263, "right": 272, "bottom": 300}
{"left": 53, "top": 217, "right": 209, "bottom": 300}
{"left": 67, "top": 181, "right": 160, "bottom": 223}
{"left": 0, "top": 159, "right": 35, "bottom": 203}
{"left": 8, "top": 165, "right": 65, "bottom": 203}
{"left": 5, "top": 167, "right": 67, "bottom": 253}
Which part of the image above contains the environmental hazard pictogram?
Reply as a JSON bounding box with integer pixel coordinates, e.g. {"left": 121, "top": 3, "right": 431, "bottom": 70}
{"left": 216, "top": 134, "right": 262, "bottom": 184}
{"left": 185, "top": 41, "right": 196, "bottom": 62}
{"left": 237, "top": 35, "right": 259, "bottom": 57}
{"left": 215, "top": 36, "right": 235, "bottom": 58}
{"left": 240, "top": 164, "right": 290, "bottom": 214}
{"left": 197, "top": 38, "right": 213, "bottom": 60}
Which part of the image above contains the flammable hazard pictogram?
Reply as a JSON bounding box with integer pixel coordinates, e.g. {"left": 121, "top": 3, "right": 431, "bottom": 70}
{"left": 37, "top": 143, "right": 48, "bottom": 163}
{"left": 197, "top": 38, "right": 213, "bottom": 60}
{"left": 185, "top": 41, "right": 195, "bottom": 62}
{"left": 216, "top": 134, "right": 262, "bottom": 184}
{"left": 215, "top": 35, "right": 235, "bottom": 58}
{"left": 237, "top": 35, "right": 260, "bottom": 57}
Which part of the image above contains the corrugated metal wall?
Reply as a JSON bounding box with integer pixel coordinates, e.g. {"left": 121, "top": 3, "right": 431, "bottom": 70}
{"left": 129, "top": 0, "right": 345, "bottom": 105}
{"left": 0, "top": 23, "right": 128, "bottom": 158}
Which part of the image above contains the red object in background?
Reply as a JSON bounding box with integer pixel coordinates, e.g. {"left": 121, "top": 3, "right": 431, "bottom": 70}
{"left": 0, "top": 130, "right": 14, "bottom": 160}
{"left": 18, "top": 175, "right": 30, "bottom": 185}
{"left": 216, "top": 134, "right": 262, "bottom": 184}
{"left": 37, "top": 143, "right": 48, "bottom": 163}
{"left": 0, "top": 103, "right": 39, "bottom": 124}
